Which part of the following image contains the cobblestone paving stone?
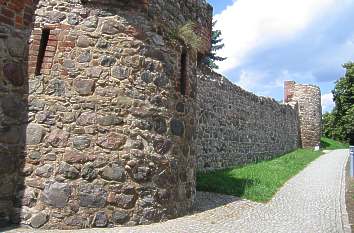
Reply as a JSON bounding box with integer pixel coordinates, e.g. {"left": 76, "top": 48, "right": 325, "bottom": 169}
{"left": 7, "top": 150, "right": 350, "bottom": 233}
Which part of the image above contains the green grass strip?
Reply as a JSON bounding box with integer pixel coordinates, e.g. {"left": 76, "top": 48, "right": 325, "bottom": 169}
{"left": 197, "top": 149, "right": 324, "bottom": 202}
{"left": 321, "top": 137, "right": 349, "bottom": 150}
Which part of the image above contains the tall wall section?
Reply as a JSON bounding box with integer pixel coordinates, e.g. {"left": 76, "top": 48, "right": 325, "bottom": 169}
{"left": 196, "top": 67, "right": 300, "bottom": 171}
{"left": 284, "top": 81, "right": 322, "bottom": 148}
{"left": 0, "top": 0, "right": 212, "bottom": 229}
{"left": 0, "top": 0, "right": 35, "bottom": 227}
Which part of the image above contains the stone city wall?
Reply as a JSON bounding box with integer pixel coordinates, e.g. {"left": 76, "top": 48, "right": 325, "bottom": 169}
{"left": 195, "top": 67, "right": 300, "bottom": 171}
{"left": 284, "top": 81, "right": 322, "bottom": 148}
{"left": 0, "top": 0, "right": 36, "bottom": 227}
{"left": 0, "top": 0, "right": 212, "bottom": 229}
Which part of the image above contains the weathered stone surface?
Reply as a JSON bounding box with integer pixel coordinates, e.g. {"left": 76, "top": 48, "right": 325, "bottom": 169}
{"left": 77, "top": 50, "right": 92, "bottom": 63}
{"left": 101, "top": 20, "right": 124, "bottom": 35}
{"left": 140, "top": 207, "right": 161, "bottom": 224}
{"left": 44, "top": 153, "right": 57, "bottom": 161}
{"left": 7, "top": 38, "right": 25, "bottom": 57}
{"left": 81, "top": 163, "right": 97, "bottom": 181}
{"left": 87, "top": 66, "right": 102, "bottom": 78}
{"left": 68, "top": 13, "right": 80, "bottom": 25}
{"left": 79, "top": 184, "right": 107, "bottom": 208}
{"left": 284, "top": 81, "right": 321, "bottom": 148}
{"left": 101, "top": 55, "right": 116, "bottom": 67}
{"left": 96, "top": 37, "right": 108, "bottom": 48}
{"left": 26, "top": 123, "right": 45, "bottom": 145}
{"left": 47, "top": 79, "right": 66, "bottom": 96}
{"left": 63, "top": 149, "right": 95, "bottom": 164}
{"left": 47, "top": 11, "right": 66, "bottom": 23}
{"left": 58, "top": 162, "right": 79, "bottom": 179}
{"left": 63, "top": 59, "right": 75, "bottom": 69}
{"left": 97, "top": 114, "right": 123, "bottom": 126}
{"left": 132, "top": 166, "right": 151, "bottom": 182}
{"left": 42, "top": 182, "right": 71, "bottom": 208}
{"left": 97, "top": 133, "right": 126, "bottom": 150}
{"left": 73, "top": 135, "right": 91, "bottom": 150}
{"left": 30, "top": 213, "right": 48, "bottom": 228}
{"left": 170, "top": 119, "right": 184, "bottom": 136}
{"left": 176, "top": 102, "right": 185, "bottom": 113}
{"left": 77, "top": 112, "right": 96, "bottom": 126}
{"left": 29, "top": 76, "right": 44, "bottom": 94}
{"left": 36, "top": 111, "right": 55, "bottom": 125}
{"left": 141, "top": 71, "right": 152, "bottom": 83}
{"left": 73, "top": 79, "right": 95, "bottom": 95}
{"left": 82, "top": 16, "right": 98, "bottom": 31}
{"left": 1, "top": 94, "right": 24, "bottom": 118}
{"left": 3, "top": 63, "right": 24, "bottom": 86}
{"left": 47, "top": 129, "right": 70, "bottom": 148}
{"left": 152, "top": 117, "right": 167, "bottom": 134}
{"left": 0, "top": 153, "right": 15, "bottom": 174}
{"left": 196, "top": 69, "right": 301, "bottom": 171}
{"left": 116, "top": 193, "right": 136, "bottom": 209}
{"left": 92, "top": 212, "right": 108, "bottom": 227}
{"left": 64, "top": 216, "right": 85, "bottom": 227}
{"left": 0, "top": 0, "right": 217, "bottom": 229}
{"left": 0, "top": 125, "right": 21, "bottom": 144}
{"left": 112, "top": 209, "right": 129, "bottom": 224}
{"left": 29, "top": 98, "right": 45, "bottom": 111}
{"left": 101, "top": 164, "right": 125, "bottom": 182}
{"left": 111, "top": 66, "right": 129, "bottom": 80}
{"left": 35, "top": 164, "right": 54, "bottom": 178}
{"left": 153, "top": 139, "right": 172, "bottom": 155}
{"left": 29, "top": 151, "right": 41, "bottom": 160}
{"left": 77, "top": 35, "right": 90, "bottom": 47}
{"left": 153, "top": 74, "right": 168, "bottom": 88}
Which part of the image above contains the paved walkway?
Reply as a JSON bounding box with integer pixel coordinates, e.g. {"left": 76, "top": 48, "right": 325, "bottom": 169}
{"left": 7, "top": 149, "right": 351, "bottom": 233}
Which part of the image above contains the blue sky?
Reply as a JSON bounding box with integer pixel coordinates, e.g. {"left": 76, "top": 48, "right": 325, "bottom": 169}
{"left": 207, "top": 0, "right": 354, "bottom": 112}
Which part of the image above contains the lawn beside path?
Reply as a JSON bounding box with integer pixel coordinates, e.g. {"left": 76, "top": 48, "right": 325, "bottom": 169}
{"left": 197, "top": 137, "right": 349, "bottom": 202}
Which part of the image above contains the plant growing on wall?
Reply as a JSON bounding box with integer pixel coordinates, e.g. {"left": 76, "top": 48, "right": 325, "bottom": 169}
{"left": 201, "top": 21, "right": 226, "bottom": 69}
{"left": 169, "top": 21, "right": 202, "bottom": 51}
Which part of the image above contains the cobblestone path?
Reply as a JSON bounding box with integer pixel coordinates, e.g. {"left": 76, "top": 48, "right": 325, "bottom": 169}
{"left": 8, "top": 149, "right": 350, "bottom": 233}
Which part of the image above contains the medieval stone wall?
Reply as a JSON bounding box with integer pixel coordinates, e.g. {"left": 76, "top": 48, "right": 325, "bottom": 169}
{"left": 0, "top": 0, "right": 35, "bottom": 226}
{"left": 195, "top": 68, "right": 300, "bottom": 171}
{"left": 0, "top": 0, "right": 212, "bottom": 229}
{"left": 284, "top": 81, "right": 322, "bottom": 148}
{"left": 0, "top": 0, "right": 323, "bottom": 230}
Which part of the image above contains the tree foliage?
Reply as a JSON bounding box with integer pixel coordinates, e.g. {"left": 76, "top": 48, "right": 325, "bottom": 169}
{"left": 202, "top": 21, "right": 226, "bottom": 69}
{"left": 322, "top": 62, "right": 354, "bottom": 145}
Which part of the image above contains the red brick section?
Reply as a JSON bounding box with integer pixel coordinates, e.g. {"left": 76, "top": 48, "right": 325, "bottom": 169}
{"left": 284, "top": 80, "right": 296, "bottom": 102}
{"left": 0, "top": 0, "right": 35, "bottom": 29}
{"left": 28, "top": 24, "right": 73, "bottom": 76}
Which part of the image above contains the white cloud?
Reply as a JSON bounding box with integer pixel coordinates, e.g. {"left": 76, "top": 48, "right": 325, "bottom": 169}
{"left": 321, "top": 93, "right": 335, "bottom": 113}
{"left": 236, "top": 69, "right": 284, "bottom": 98}
{"left": 234, "top": 69, "right": 320, "bottom": 100}
{"left": 236, "top": 70, "right": 266, "bottom": 91}
{"left": 214, "top": 0, "right": 339, "bottom": 73}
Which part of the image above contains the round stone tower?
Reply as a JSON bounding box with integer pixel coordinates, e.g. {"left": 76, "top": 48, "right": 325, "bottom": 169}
{"left": 284, "top": 81, "right": 322, "bottom": 148}
{"left": 0, "top": 0, "right": 212, "bottom": 229}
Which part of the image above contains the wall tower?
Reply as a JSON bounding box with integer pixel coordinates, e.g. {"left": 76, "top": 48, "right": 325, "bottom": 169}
{"left": 0, "top": 0, "right": 212, "bottom": 229}
{"left": 284, "top": 81, "right": 322, "bottom": 148}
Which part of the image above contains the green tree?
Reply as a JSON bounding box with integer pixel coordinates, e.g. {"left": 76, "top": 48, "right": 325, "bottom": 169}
{"left": 322, "top": 112, "right": 336, "bottom": 139}
{"left": 202, "top": 21, "right": 226, "bottom": 69}
{"left": 323, "top": 62, "right": 354, "bottom": 144}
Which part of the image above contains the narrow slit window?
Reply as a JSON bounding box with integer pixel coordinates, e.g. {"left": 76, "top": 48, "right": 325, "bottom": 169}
{"left": 35, "top": 28, "right": 50, "bottom": 76}
{"left": 180, "top": 48, "right": 187, "bottom": 95}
